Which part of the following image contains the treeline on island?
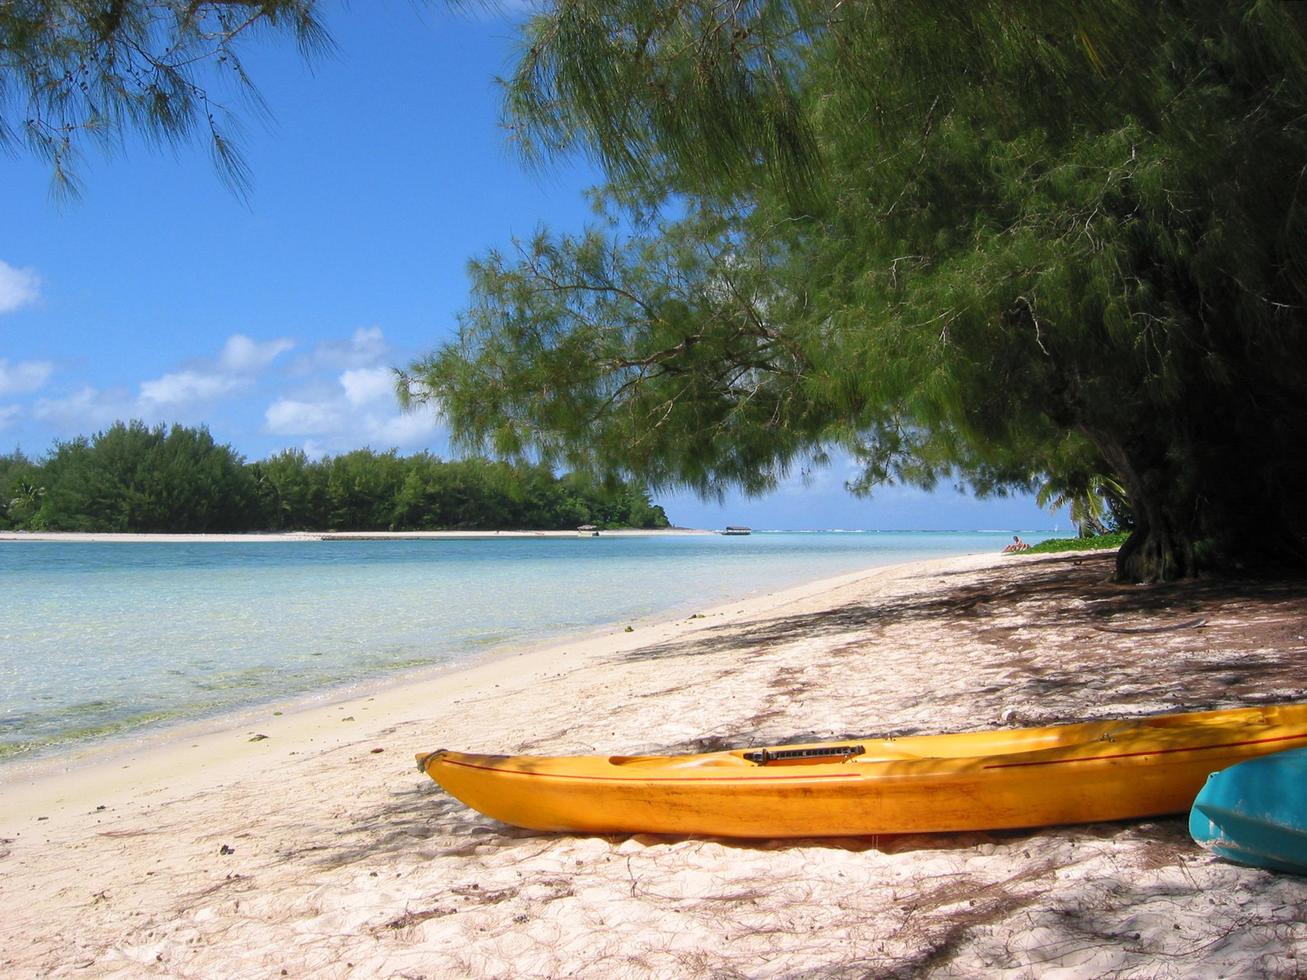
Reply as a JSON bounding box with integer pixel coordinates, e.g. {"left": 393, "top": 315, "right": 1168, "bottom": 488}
{"left": 0, "top": 422, "right": 671, "bottom": 533}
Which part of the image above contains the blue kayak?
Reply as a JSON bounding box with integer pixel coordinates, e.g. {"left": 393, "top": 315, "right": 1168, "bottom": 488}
{"left": 1189, "top": 747, "right": 1307, "bottom": 875}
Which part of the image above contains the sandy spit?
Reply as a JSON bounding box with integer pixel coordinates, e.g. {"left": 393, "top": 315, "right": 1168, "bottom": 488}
{"left": 0, "top": 529, "right": 712, "bottom": 544}
{"left": 2, "top": 550, "right": 1305, "bottom": 978}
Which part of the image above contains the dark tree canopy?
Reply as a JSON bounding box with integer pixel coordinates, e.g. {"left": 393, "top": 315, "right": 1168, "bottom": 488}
{"left": 406, "top": 0, "right": 1307, "bottom": 582}
{"left": 0, "top": 422, "right": 670, "bottom": 532}
{"left": 32, "top": 421, "right": 257, "bottom": 531}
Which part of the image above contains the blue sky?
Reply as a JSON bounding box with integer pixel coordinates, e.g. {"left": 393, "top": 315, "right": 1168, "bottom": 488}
{"left": 1, "top": 3, "right": 1064, "bottom": 532}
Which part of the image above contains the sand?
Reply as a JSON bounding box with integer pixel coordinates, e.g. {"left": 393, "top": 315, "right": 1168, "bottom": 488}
{"left": 2, "top": 550, "right": 1305, "bottom": 977}
{"left": 0, "top": 529, "right": 711, "bottom": 543}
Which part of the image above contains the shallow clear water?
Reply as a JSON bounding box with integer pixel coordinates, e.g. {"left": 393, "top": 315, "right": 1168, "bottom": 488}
{"left": 0, "top": 531, "right": 1045, "bottom": 759}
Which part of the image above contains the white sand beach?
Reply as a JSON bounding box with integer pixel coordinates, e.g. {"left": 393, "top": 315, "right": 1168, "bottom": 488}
{"left": 3, "top": 550, "right": 1305, "bottom": 977}
{"left": 0, "top": 528, "right": 712, "bottom": 544}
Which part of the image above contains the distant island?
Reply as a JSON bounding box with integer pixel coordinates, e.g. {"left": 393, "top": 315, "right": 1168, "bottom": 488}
{"left": 0, "top": 421, "right": 670, "bottom": 534}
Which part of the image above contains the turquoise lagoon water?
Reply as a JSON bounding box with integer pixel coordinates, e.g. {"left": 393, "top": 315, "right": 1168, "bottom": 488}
{"left": 0, "top": 531, "right": 1047, "bottom": 760}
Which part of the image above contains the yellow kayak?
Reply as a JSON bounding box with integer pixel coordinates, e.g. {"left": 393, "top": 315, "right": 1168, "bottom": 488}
{"left": 417, "top": 703, "right": 1307, "bottom": 838}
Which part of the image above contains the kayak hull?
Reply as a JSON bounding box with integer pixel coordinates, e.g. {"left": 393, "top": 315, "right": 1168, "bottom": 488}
{"left": 418, "top": 703, "right": 1307, "bottom": 838}
{"left": 1189, "top": 746, "right": 1307, "bottom": 875}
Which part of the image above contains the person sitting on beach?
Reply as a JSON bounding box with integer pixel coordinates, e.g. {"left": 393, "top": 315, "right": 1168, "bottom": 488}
{"left": 1002, "top": 535, "right": 1030, "bottom": 554}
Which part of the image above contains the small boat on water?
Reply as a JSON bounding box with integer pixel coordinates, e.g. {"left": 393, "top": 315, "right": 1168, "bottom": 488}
{"left": 1189, "top": 746, "right": 1307, "bottom": 875}
{"left": 721, "top": 525, "right": 751, "bottom": 536}
{"left": 418, "top": 703, "right": 1307, "bottom": 838}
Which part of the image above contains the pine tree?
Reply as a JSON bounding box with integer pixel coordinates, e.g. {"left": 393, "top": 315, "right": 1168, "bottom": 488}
{"left": 405, "top": 0, "right": 1307, "bottom": 581}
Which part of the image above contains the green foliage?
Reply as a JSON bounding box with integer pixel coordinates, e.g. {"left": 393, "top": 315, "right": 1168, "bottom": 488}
{"left": 1026, "top": 532, "right": 1131, "bottom": 555}
{"left": 406, "top": 0, "right": 1307, "bottom": 582}
{"left": 2, "top": 422, "right": 669, "bottom": 532}
{"left": 401, "top": 217, "right": 817, "bottom": 498}
{"left": 0, "top": 450, "right": 44, "bottom": 529}
{"left": 507, "top": 0, "right": 821, "bottom": 205}
{"left": 1, "top": 1, "right": 330, "bottom": 195}
{"left": 1036, "top": 471, "right": 1130, "bottom": 538}
{"left": 249, "top": 448, "right": 327, "bottom": 530}
{"left": 35, "top": 421, "right": 255, "bottom": 531}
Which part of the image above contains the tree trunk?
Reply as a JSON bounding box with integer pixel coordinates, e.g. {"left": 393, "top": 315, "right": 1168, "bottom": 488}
{"left": 1115, "top": 512, "right": 1198, "bottom": 584}
{"left": 1086, "top": 430, "right": 1199, "bottom": 584}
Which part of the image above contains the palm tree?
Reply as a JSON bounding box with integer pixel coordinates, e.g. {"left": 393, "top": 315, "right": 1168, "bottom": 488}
{"left": 1037, "top": 475, "right": 1130, "bottom": 539}
{"left": 7, "top": 479, "right": 46, "bottom": 525}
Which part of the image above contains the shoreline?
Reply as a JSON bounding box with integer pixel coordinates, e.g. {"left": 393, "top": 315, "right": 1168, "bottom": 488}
{"left": 3, "top": 552, "right": 981, "bottom": 826}
{"left": 0, "top": 527, "right": 716, "bottom": 543}
{"left": 3, "top": 548, "right": 1304, "bottom": 975}
{"left": 0, "top": 538, "right": 987, "bottom": 772}
{"left": 0, "top": 527, "right": 1059, "bottom": 544}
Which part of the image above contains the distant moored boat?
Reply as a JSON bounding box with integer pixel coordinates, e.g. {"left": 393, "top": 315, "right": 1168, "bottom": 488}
{"left": 722, "top": 525, "right": 752, "bottom": 535}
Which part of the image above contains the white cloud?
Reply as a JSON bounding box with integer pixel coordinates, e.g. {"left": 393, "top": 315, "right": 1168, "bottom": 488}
{"left": 32, "top": 386, "right": 134, "bottom": 429}
{"left": 0, "top": 359, "right": 54, "bottom": 395}
{"left": 348, "top": 326, "right": 387, "bottom": 359}
{"left": 0, "top": 405, "right": 21, "bottom": 430}
{"left": 16, "top": 324, "right": 431, "bottom": 455}
{"left": 219, "top": 334, "right": 294, "bottom": 373}
{"left": 265, "top": 398, "right": 341, "bottom": 434}
{"left": 340, "top": 367, "right": 396, "bottom": 408}
{"left": 366, "top": 406, "right": 440, "bottom": 446}
{"left": 293, "top": 326, "right": 388, "bottom": 372}
{"left": 140, "top": 369, "right": 244, "bottom": 406}
{"left": 0, "top": 261, "right": 40, "bottom": 314}
{"left": 301, "top": 439, "right": 328, "bottom": 461}
{"left": 135, "top": 333, "right": 292, "bottom": 409}
{"left": 263, "top": 382, "right": 440, "bottom": 450}
{"left": 261, "top": 328, "right": 435, "bottom": 447}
